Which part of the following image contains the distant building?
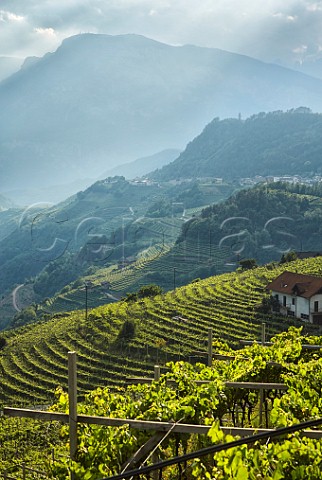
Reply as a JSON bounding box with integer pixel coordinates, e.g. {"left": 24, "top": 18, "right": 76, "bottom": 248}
{"left": 254, "top": 175, "right": 266, "bottom": 183}
{"left": 130, "top": 179, "right": 150, "bottom": 186}
{"left": 240, "top": 178, "right": 254, "bottom": 185}
{"left": 266, "top": 176, "right": 275, "bottom": 183}
{"left": 267, "top": 271, "right": 322, "bottom": 324}
{"left": 272, "top": 175, "right": 302, "bottom": 184}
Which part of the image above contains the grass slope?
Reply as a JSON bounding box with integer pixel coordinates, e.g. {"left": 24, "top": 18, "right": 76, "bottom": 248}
{"left": 1, "top": 256, "right": 321, "bottom": 407}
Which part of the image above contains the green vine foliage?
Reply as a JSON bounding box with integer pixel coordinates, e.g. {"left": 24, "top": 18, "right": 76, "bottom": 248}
{"left": 0, "top": 416, "right": 60, "bottom": 475}
{"left": 46, "top": 327, "right": 322, "bottom": 479}
{"left": 50, "top": 361, "right": 227, "bottom": 478}
{"left": 192, "top": 423, "right": 322, "bottom": 480}
{"left": 1, "top": 327, "right": 321, "bottom": 478}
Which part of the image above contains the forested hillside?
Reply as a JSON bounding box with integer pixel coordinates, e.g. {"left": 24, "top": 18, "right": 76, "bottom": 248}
{"left": 153, "top": 108, "right": 322, "bottom": 180}
{"left": 177, "top": 182, "right": 322, "bottom": 267}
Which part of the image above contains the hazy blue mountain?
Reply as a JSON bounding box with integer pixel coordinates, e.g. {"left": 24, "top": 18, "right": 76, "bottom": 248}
{"left": 0, "top": 56, "right": 23, "bottom": 82}
{"left": 21, "top": 56, "right": 42, "bottom": 69}
{"left": 152, "top": 108, "right": 322, "bottom": 180}
{"left": 2, "top": 34, "right": 322, "bottom": 191}
{"left": 3, "top": 177, "right": 96, "bottom": 207}
{"left": 294, "top": 58, "right": 322, "bottom": 80}
{"left": 3, "top": 149, "right": 180, "bottom": 206}
{"left": 100, "top": 149, "right": 181, "bottom": 179}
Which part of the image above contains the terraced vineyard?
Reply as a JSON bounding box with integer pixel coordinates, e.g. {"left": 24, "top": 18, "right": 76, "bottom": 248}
{"left": 1, "top": 256, "right": 322, "bottom": 407}
{"left": 44, "top": 221, "right": 233, "bottom": 315}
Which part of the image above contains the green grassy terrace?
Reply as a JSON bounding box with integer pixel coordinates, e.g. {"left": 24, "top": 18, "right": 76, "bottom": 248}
{"left": 1, "top": 256, "right": 322, "bottom": 407}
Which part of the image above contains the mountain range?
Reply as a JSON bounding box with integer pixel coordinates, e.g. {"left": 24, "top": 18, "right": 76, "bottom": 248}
{"left": 295, "top": 57, "right": 322, "bottom": 80}
{"left": 2, "top": 149, "right": 180, "bottom": 206}
{"left": 3, "top": 34, "right": 322, "bottom": 191}
{"left": 100, "top": 149, "right": 180, "bottom": 180}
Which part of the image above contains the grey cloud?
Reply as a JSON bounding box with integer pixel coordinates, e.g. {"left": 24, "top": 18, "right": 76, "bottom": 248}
{"left": 1, "top": 0, "right": 322, "bottom": 65}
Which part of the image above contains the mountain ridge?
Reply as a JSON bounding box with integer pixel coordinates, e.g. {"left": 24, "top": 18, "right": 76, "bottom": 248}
{"left": 100, "top": 149, "right": 181, "bottom": 180}
{"left": 151, "top": 108, "right": 322, "bottom": 180}
{"left": 3, "top": 34, "right": 322, "bottom": 190}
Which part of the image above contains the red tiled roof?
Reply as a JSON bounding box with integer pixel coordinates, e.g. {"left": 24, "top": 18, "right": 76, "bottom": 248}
{"left": 267, "top": 271, "right": 322, "bottom": 299}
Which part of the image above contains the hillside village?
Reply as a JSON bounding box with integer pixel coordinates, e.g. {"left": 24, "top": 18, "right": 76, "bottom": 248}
{"left": 239, "top": 174, "right": 322, "bottom": 186}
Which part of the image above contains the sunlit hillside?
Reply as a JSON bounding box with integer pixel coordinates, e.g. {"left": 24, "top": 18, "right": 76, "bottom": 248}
{"left": 1, "top": 256, "right": 321, "bottom": 407}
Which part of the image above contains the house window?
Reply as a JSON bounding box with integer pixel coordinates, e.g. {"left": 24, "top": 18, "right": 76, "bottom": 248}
{"left": 314, "top": 301, "right": 319, "bottom": 313}
{"left": 275, "top": 294, "right": 279, "bottom": 301}
{"left": 283, "top": 296, "right": 287, "bottom": 307}
{"left": 301, "top": 313, "right": 309, "bottom": 320}
{"left": 292, "top": 298, "right": 295, "bottom": 305}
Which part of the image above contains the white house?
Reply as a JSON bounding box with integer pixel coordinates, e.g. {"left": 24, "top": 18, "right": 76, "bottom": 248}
{"left": 267, "top": 271, "right": 322, "bottom": 325}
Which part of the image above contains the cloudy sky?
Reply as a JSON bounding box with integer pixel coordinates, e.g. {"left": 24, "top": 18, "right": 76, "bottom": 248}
{"left": 1, "top": 0, "right": 322, "bottom": 65}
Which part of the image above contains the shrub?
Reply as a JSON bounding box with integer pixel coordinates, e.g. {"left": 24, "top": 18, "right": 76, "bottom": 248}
{"left": 239, "top": 258, "right": 257, "bottom": 270}
{"left": 123, "top": 292, "right": 138, "bottom": 303}
{"left": 118, "top": 319, "right": 136, "bottom": 342}
{"left": 0, "top": 336, "right": 6, "bottom": 350}
{"left": 280, "top": 251, "right": 298, "bottom": 264}
{"left": 138, "top": 284, "right": 162, "bottom": 298}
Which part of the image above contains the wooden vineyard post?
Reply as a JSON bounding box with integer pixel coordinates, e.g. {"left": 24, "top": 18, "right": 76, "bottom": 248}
{"left": 154, "top": 365, "right": 161, "bottom": 382}
{"left": 208, "top": 328, "right": 213, "bottom": 367}
{"left": 261, "top": 322, "right": 266, "bottom": 345}
{"left": 68, "top": 351, "right": 77, "bottom": 480}
{"left": 259, "top": 323, "right": 266, "bottom": 427}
